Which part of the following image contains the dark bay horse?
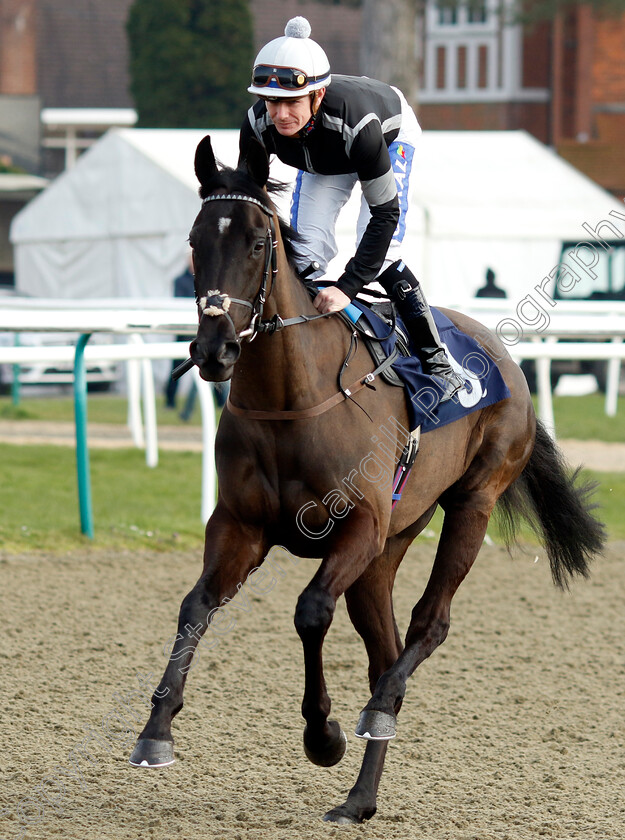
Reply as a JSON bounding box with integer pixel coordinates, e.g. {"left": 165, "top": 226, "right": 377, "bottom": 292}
{"left": 130, "top": 136, "right": 605, "bottom": 824}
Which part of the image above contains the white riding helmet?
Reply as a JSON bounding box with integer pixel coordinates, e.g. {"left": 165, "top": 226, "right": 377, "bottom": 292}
{"left": 248, "top": 17, "right": 331, "bottom": 99}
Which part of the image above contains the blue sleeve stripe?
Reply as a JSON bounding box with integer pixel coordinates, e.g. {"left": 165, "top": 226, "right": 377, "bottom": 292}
{"left": 290, "top": 170, "right": 304, "bottom": 231}
{"left": 388, "top": 140, "right": 415, "bottom": 244}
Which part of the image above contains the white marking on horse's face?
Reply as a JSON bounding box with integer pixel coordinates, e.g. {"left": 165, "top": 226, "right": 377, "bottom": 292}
{"left": 218, "top": 217, "right": 231, "bottom": 235}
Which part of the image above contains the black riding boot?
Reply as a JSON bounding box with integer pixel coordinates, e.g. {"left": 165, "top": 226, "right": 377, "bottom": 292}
{"left": 379, "top": 260, "right": 464, "bottom": 402}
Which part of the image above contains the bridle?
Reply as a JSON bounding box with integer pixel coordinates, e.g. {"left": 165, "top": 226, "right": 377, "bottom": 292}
{"left": 197, "top": 193, "right": 278, "bottom": 342}
{"left": 196, "top": 191, "right": 338, "bottom": 344}
{"left": 173, "top": 189, "right": 329, "bottom": 381}
{"left": 174, "top": 190, "right": 399, "bottom": 411}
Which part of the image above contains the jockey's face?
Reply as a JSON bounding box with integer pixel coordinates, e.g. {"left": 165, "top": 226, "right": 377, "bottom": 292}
{"left": 263, "top": 89, "right": 325, "bottom": 137}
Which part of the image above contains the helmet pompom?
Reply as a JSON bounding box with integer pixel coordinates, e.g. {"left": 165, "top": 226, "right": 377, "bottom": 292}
{"left": 249, "top": 16, "right": 330, "bottom": 98}
{"left": 284, "top": 17, "right": 312, "bottom": 39}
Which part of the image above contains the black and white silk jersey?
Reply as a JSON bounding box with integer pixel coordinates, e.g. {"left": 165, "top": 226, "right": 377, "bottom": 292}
{"left": 239, "top": 75, "right": 406, "bottom": 298}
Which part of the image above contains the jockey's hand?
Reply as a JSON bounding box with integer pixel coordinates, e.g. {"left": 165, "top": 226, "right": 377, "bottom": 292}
{"left": 313, "top": 286, "right": 351, "bottom": 314}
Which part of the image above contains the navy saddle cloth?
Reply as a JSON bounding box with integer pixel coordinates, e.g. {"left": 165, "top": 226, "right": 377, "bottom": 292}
{"left": 344, "top": 299, "right": 511, "bottom": 433}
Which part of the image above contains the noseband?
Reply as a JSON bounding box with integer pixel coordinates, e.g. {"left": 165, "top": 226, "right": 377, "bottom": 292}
{"left": 198, "top": 193, "right": 278, "bottom": 342}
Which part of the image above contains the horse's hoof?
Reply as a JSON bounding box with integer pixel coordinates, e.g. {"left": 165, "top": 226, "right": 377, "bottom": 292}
{"left": 354, "top": 709, "right": 396, "bottom": 740}
{"left": 323, "top": 804, "right": 376, "bottom": 824}
{"left": 129, "top": 738, "right": 175, "bottom": 768}
{"left": 303, "top": 720, "right": 347, "bottom": 767}
{"left": 323, "top": 809, "right": 359, "bottom": 825}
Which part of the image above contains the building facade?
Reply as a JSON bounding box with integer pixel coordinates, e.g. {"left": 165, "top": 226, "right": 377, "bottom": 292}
{"left": 418, "top": 0, "right": 625, "bottom": 200}
{"left": 0, "top": 0, "right": 623, "bottom": 192}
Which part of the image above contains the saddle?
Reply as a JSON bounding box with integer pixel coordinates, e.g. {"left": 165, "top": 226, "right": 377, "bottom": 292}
{"left": 300, "top": 277, "right": 511, "bottom": 436}
{"left": 338, "top": 298, "right": 409, "bottom": 389}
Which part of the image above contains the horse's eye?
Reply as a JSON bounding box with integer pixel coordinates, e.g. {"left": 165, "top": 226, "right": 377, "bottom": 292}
{"left": 253, "top": 239, "right": 265, "bottom": 255}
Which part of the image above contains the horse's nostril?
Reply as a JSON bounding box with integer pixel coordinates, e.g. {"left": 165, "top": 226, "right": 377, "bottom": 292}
{"left": 217, "top": 341, "right": 241, "bottom": 365}
{"left": 189, "top": 339, "right": 205, "bottom": 362}
{"left": 190, "top": 337, "right": 239, "bottom": 374}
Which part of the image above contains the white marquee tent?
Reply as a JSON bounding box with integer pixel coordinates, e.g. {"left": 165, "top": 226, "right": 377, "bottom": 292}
{"left": 10, "top": 128, "right": 625, "bottom": 304}
{"left": 10, "top": 129, "right": 257, "bottom": 301}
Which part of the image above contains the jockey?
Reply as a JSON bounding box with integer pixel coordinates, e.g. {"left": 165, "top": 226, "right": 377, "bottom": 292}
{"left": 239, "top": 17, "right": 463, "bottom": 401}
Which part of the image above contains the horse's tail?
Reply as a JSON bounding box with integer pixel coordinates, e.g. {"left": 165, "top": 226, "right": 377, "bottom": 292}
{"left": 495, "top": 420, "right": 606, "bottom": 589}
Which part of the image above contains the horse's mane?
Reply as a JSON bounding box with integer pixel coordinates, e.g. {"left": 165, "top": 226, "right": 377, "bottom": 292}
{"left": 198, "top": 164, "right": 302, "bottom": 270}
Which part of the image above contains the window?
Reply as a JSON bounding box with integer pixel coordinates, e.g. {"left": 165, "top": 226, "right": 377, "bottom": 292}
{"left": 420, "top": 0, "right": 547, "bottom": 103}
{"left": 436, "top": 0, "right": 488, "bottom": 26}
{"left": 437, "top": 1, "right": 458, "bottom": 25}
{"left": 467, "top": 0, "right": 488, "bottom": 24}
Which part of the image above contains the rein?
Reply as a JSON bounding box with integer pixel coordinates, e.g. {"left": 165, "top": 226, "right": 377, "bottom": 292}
{"left": 179, "top": 190, "right": 400, "bottom": 421}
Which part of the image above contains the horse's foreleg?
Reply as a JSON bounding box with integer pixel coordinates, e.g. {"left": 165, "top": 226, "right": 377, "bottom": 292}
{"left": 357, "top": 503, "right": 490, "bottom": 740}
{"left": 294, "top": 507, "right": 380, "bottom": 769}
{"left": 323, "top": 540, "right": 407, "bottom": 824}
{"left": 129, "top": 505, "right": 265, "bottom": 767}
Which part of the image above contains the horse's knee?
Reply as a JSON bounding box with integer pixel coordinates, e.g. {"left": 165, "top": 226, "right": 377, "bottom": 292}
{"left": 294, "top": 587, "right": 335, "bottom": 641}
{"left": 178, "top": 579, "right": 216, "bottom": 630}
{"left": 405, "top": 614, "right": 450, "bottom": 649}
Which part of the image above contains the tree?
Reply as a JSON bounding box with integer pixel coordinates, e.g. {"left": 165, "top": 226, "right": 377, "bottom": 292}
{"left": 127, "top": 0, "right": 254, "bottom": 128}
{"left": 360, "top": 0, "right": 421, "bottom": 107}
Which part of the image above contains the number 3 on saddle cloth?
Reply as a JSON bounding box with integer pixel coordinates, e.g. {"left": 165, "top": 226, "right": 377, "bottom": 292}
{"left": 343, "top": 298, "right": 510, "bottom": 432}
{"left": 341, "top": 299, "right": 511, "bottom": 507}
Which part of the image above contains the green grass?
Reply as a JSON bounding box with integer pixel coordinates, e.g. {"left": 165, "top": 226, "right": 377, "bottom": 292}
{"left": 0, "top": 444, "right": 205, "bottom": 554}
{"left": 0, "top": 393, "right": 623, "bottom": 555}
{"left": 589, "top": 470, "right": 625, "bottom": 539}
{"left": 0, "top": 442, "right": 621, "bottom": 556}
{"left": 0, "top": 393, "right": 204, "bottom": 426}
{"left": 539, "top": 393, "right": 625, "bottom": 442}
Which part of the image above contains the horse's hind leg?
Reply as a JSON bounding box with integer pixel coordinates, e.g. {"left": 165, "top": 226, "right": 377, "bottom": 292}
{"left": 356, "top": 500, "right": 492, "bottom": 740}
{"left": 129, "top": 504, "right": 265, "bottom": 767}
{"left": 323, "top": 536, "right": 408, "bottom": 825}
{"left": 294, "top": 507, "right": 381, "bottom": 768}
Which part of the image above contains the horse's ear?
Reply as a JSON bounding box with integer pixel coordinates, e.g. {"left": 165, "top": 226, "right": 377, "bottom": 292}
{"left": 194, "top": 135, "right": 218, "bottom": 188}
{"left": 239, "top": 137, "right": 269, "bottom": 188}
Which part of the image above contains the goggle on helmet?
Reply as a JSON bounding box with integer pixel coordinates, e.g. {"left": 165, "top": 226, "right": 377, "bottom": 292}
{"left": 248, "top": 17, "right": 331, "bottom": 99}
